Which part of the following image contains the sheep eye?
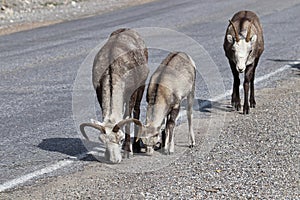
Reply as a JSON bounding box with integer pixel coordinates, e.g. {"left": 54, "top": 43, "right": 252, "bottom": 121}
{"left": 120, "top": 139, "right": 125, "bottom": 144}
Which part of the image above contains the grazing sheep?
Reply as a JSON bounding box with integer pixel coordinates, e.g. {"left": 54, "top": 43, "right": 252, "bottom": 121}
{"left": 80, "top": 28, "right": 148, "bottom": 163}
{"left": 137, "top": 52, "right": 196, "bottom": 154}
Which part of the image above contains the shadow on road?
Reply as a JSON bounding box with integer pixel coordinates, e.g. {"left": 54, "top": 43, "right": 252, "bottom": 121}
{"left": 37, "top": 97, "right": 236, "bottom": 164}
{"left": 37, "top": 137, "right": 104, "bottom": 161}
{"left": 267, "top": 58, "right": 300, "bottom": 76}
{"left": 181, "top": 98, "right": 233, "bottom": 113}
{"left": 291, "top": 63, "right": 300, "bottom": 76}
{"left": 267, "top": 59, "right": 300, "bottom": 63}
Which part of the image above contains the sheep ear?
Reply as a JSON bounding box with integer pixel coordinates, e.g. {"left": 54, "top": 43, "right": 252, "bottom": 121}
{"left": 227, "top": 35, "right": 234, "bottom": 44}
{"left": 99, "top": 133, "right": 108, "bottom": 144}
{"left": 90, "top": 119, "right": 102, "bottom": 125}
{"left": 251, "top": 34, "right": 257, "bottom": 43}
{"left": 135, "top": 125, "right": 147, "bottom": 142}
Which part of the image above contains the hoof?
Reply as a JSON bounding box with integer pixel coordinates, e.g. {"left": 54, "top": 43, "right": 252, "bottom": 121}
{"left": 146, "top": 147, "right": 154, "bottom": 155}
{"left": 122, "top": 151, "right": 133, "bottom": 159}
{"left": 235, "top": 104, "right": 241, "bottom": 111}
{"left": 243, "top": 109, "right": 249, "bottom": 115}
{"left": 250, "top": 103, "right": 256, "bottom": 108}
{"left": 163, "top": 148, "right": 174, "bottom": 155}
{"left": 243, "top": 104, "right": 250, "bottom": 114}
{"left": 231, "top": 101, "right": 241, "bottom": 111}
{"left": 153, "top": 142, "right": 162, "bottom": 151}
{"left": 122, "top": 142, "right": 131, "bottom": 152}
{"left": 250, "top": 99, "right": 256, "bottom": 108}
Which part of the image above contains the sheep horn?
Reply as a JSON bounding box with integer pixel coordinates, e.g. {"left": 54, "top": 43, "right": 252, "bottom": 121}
{"left": 229, "top": 20, "right": 240, "bottom": 42}
{"left": 112, "top": 118, "right": 143, "bottom": 137}
{"left": 79, "top": 123, "right": 106, "bottom": 140}
{"left": 246, "top": 20, "right": 253, "bottom": 42}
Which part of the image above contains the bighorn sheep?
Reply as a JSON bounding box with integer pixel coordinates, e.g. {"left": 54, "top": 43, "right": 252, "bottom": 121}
{"left": 138, "top": 52, "right": 196, "bottom": 154}
{"left": 223, "top": 11, "right": 264, "bottom": 114}
{"left": 80, "top": 28, "right": 148, "bottom": 163}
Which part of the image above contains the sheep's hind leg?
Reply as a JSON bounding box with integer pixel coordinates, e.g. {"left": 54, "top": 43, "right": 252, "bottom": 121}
{"left": 187, "top": 91, "right": 195, "bottom": 148}
{"left": 165, "top": 106, "right": 180, "bottom": 154}
{"left": 250, "top": 59, "right": 259, "bottom": 108}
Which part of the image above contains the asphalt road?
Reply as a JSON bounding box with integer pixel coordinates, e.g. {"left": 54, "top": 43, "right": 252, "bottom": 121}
{"left": 0, "top": 0, "right": 299, "bottom": 193}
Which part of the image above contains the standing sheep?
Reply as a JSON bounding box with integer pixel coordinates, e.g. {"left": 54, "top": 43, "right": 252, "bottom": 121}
{"left": 224, "top": 10, "right": 264, "bottom": 114}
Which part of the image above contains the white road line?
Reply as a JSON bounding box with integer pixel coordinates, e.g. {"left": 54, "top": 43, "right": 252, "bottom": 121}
{"left": 200, "top": 64, "right": 292, "bottom": 108}
{"left": 254, "top": 64, "right": 291, "bottom": 84}
{"left": 0, "top": 160, "right": 74, "bottom": 192}
{"left": 0, "top": 64, "right": 292, "bottom": 193}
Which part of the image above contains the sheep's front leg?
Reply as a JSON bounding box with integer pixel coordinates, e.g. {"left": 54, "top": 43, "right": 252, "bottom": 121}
{"left": 230, "top": 61, "right": 241, "bottom": 111}
{"left": 165, "top": 106, "right": 179, "bottom": 154}
{"left": 243, "top": 80, "right": 249, "bottom": 114}
{"left": 243, "top": 65, "right": 255, "bottom": 114}
{"left": 132, "top": 85, "right": 145, "bottom": 153}
{"left": 123, "top": 102, "right": 132, "bottom": 158}
{"left": 123, "top": 123, "right": 132, "bottom": 158}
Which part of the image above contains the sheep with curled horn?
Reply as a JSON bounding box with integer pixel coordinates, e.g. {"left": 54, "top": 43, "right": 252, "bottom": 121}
{"left": 80, "top": 28, "right": 149, "bottom": 163}
{"left": 224, "top": 10, "right": 264, "bottom": 114}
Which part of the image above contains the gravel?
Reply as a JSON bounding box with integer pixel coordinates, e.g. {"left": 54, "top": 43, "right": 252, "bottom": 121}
{"left": 1, "top": 67, "right": 299, "bottom": 199}
{"left": 0, "top": 0, "right": 155, "bottom": 35}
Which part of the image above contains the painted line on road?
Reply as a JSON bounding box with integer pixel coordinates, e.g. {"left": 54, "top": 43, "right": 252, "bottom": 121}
{"left": 0, "top": 64, "right": 292, "bottom": 193}
{"left": 198, "top": 64, "right": 292, "bottom": 109}
{"left": 0, "top": 160, "right": 74, "bottom": 192}
{"left": 254, "top": 64, "right": 291, "bottom": 84}
{"left": 0, "top": 153, "right": 88, "bottom": 193}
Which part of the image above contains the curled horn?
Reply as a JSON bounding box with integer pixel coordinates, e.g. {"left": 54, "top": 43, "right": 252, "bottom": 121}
{"left": 246, "top": 20, "right": 253, "bottom": 42}
{"left": 80, "top": 123, "right": 106, "bottom": 140}
{"left": 112, "top": 118, "right": 143, "bottom": 136}
{"left": 229, "top": 20, "right": 240, "bottom": 42}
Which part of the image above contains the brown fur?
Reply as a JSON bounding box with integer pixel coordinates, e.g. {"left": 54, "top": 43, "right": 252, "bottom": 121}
{"left": 223, "top": 11, "right": 264, "bottom": 114}
{"left": 224, "top": 11, "right": 264, "bottom": 61}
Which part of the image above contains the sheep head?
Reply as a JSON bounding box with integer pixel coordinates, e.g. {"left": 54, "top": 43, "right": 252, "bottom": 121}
{"left": 226, "top": 20, "right": 257, "bottom": 73}
{"left": 80, "top": 118, "right": 142, "bottom": 163}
